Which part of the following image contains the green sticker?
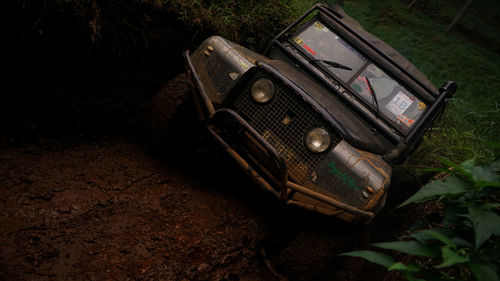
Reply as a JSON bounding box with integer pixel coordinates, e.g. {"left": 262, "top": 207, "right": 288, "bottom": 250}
{"left": 352, "top": 83, "right": 363, "bottom": 93}
{"left": 328, "top": 161, "right": 359, "bottom": 191}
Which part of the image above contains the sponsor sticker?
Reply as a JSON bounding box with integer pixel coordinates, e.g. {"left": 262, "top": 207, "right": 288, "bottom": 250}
{"left": 397, "top": 114, "right": 415, "bottom": 127}
{"left": 418, "top": 101, "right": 427, "bottom": 110}
{"left": 367, "top": 64, "right": 384, "bottom": 78}
{"left": 293, "top": 37, "right": 316, "bottom": 55}
{"left": 313, "top": 21, "right": 325, "bottom": 30}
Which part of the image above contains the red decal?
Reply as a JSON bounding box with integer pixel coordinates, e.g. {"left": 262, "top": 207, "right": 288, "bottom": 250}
{"left": 302, "top": 43, "right": 316, "bottom": 55}
{"left": 397, "top": 115, "right": 415, "bottom": 127}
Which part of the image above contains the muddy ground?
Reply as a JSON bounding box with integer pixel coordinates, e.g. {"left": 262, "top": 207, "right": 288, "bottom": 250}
{"left": 1, "top": 3, "right": 434, "bottom": 280}
{"left": 1, "top": 137, "right": 276, "bottom": 281}
{"left": 0, "top": 70, "right": 430, "bottom": 281}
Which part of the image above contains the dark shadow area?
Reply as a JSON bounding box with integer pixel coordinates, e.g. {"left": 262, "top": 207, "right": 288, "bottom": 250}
{"left": 2, "top": 0, "right": 206, "bottom": 146}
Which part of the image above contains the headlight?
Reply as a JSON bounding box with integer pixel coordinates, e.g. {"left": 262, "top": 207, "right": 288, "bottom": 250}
{"left": 251, "top": 78, "right": 274, "bottom": 104}
{"left": 305, "top": 128, "right": 331, "bottom": 153}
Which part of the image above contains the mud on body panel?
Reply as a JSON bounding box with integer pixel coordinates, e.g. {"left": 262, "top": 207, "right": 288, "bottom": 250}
{"left": 304, "top": 140, "right": 391, "bottom": 212}
{"left": 190, "top": 36, "right": 265, "bottom": 104}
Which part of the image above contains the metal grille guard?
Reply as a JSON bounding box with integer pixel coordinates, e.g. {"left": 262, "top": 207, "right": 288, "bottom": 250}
{"left": 184, "top": 50, "right": 374, "bottom": 221}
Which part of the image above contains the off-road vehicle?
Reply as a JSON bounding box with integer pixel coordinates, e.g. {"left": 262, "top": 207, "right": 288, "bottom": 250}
{"left": 184, "top": 4, "right": 456, "bottom": 223}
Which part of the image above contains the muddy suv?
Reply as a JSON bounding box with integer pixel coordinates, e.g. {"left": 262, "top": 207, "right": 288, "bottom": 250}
{"left": 183, "top": 4, "right": 456, "bottom": 223}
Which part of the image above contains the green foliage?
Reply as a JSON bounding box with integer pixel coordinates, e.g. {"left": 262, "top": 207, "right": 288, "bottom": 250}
{"left": 342, "top": 158, "right": 500, "bottom": 281}
{"left": 399, "top": 175, "right": 468, "bottom": 206}
{"left": 469, "top": 204, "right": 500, "bottom": 249}
{"left": 372, "top": 241, "right": 440, "bottom": 258}
{"left": 340, "top": 250, "right": 395, "bottom": 268}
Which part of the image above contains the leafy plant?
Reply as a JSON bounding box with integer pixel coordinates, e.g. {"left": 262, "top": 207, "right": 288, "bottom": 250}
{"left": 342, "top": 157, "right": 500, "bottom": 281}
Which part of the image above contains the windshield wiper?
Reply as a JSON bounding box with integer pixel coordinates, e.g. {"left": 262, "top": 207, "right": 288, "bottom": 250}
{"left": 365, "top": 77, "right": 380, "bottom": 114}
{"left": 311, "top": 59, "right": 352, "bottom": 71}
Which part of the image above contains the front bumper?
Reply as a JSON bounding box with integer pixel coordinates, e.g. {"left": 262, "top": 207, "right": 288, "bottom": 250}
{"left": 184, "top": 45, "right": 390, "bottom": 223}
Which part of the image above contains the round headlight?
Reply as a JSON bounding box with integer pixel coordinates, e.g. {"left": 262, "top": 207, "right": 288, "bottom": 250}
{"left": 305, "top": 128, "right": 331, "bottom": 153}
{"left": 251, "top": 78, "right": 274, "bottom": 104}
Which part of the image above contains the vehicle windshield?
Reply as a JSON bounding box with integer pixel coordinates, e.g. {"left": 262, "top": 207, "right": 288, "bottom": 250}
{"left": 293, "top": 21, "right": 366, "bottom": 82}
{"left": 293, "top": 21, "right": 428, "bottom": 132}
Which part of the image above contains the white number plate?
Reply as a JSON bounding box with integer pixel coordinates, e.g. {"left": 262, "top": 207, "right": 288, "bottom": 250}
{"left": 385, "top": 91, "right": 413, "bottom": 116}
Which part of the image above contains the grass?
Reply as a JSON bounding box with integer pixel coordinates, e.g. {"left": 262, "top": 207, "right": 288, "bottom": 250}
{"left": 337, "top": 0, "right": 500, "bottom": 166}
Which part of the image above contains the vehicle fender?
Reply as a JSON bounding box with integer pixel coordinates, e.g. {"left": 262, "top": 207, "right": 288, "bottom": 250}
{"left": 304, "top": 140, "right": 392, "bottom": 211}
{"left": 190, "top": 36, "right": 266, "bottom": 104}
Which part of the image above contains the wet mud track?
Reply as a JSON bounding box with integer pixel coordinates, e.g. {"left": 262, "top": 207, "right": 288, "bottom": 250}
{"left": 0, "top": 139, "right": 275, "bottom": 280}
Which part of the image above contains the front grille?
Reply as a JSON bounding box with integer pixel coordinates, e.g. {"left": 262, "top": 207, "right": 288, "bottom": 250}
{"left": 232, "top": 74, "right": 341, "bottom": 184}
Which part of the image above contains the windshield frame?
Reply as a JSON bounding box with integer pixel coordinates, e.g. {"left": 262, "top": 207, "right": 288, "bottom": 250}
{"left": 287, "top": 14, "right": 429, "bottom": 136}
